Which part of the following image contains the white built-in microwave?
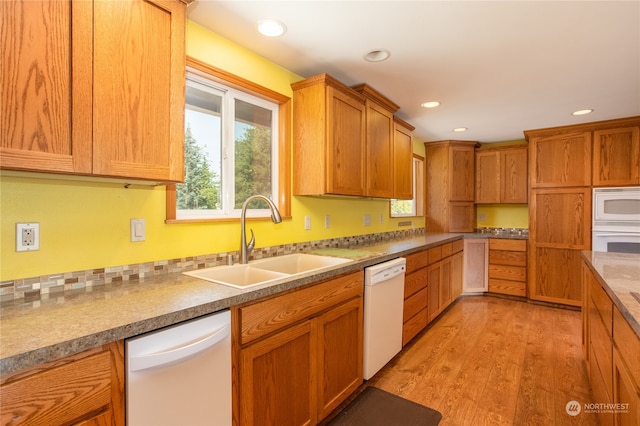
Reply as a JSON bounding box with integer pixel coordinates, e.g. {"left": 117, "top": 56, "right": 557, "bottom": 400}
{"left": 592, "top": 187, "right": 640, "bottom": 230}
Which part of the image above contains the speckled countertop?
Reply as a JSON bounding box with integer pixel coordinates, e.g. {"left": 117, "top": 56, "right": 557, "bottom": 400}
{"left": 0, "top": 233, "right": 464, "bottom": 376}
{"left": 582, "top": 251, "right": 640, "bottom": 337}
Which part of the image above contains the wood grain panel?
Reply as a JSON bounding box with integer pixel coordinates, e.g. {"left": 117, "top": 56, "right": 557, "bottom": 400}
{"left": 404, "top": 287, "right": 428, "bottom": 323}
{"left": 488, "top": 278, "right": 526, "bottom": 297}
{"left": 393, "top": 117, "right": 414, "bottom": 200}
{"left": 405, "top": 250, "right": 429, "bottom": 274}
{"left": 404, "top": 267, "right": 428, "bottom": 299}
{"left": 475, "top": 151, "right": 500, "bottom": 203}
{"left": 529, "top": 247, "right": 582, "bottom": 306}
{"left": 593, "top": 126, "right": 640, "bottom": 186}
{"left": 489, "top": 264, "right": 526, "bottom": 281}
{"left": 449, "top": 144, "right": 475, "bottom": 201}
{"left": 237, "top": 272, "right": 363, "bottom": 345}
{"left": 590, "top": 278, "right": 613, "bottom": 335}
{"left": 452, "top": 239, "right": 464, "bottom": 254}
{"left": 363, "top": 99, "right": 394, "bottom": 198}
{"left": 489, "top": 250, "right": 526, "bottom": 267}
{"left": 528, "top": 131, "right": 592, "bottom": 187}
{"left": 428, "top": 246, "right": 443, "bottom": 264}
{"left": 449, "top": 202, "right": 475, "bottom": 233}
{"left": 530, "top": 188, "right": 591, "bottom": 249}
{"left": 500, "top": 147, "right": 528, "bottom": 203}
{"left": 489, "top": 239, "right": 526, "bottom": 252}
{"left": 402, "top": 308, "right": 427, "bottom": 346}
{"left": 613, "top": 349, "right": 640, "bottom": 426}
{"left": 613, "top": 308, "right": 640, "bottom": 386}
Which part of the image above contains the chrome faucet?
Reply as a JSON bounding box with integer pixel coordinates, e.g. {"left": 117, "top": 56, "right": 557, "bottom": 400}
{"left": 239, "top": 195, "right": 282, "bottom": 264}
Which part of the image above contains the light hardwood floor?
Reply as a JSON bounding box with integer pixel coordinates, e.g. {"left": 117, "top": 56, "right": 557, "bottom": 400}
{"left": 366, "top": 295, "right": 598, "bottom": 426}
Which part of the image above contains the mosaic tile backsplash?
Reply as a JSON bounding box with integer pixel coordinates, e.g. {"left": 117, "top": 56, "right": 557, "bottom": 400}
{"left": 1, "top": 228, "right": 425, "bottom": 304}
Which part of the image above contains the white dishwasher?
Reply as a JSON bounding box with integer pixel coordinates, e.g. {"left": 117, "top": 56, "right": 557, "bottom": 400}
{"left": 363, "top": 257, "right": 406, "bottom": 380}
{"left": 126, "top": 310, "right": 231, "bottom": 426}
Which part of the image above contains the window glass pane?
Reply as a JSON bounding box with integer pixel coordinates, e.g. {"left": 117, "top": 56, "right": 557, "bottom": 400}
{"left": 177, "top": 83, "right": 222, "bottom": 212}
{"left": 234, "top": 99, "right": 273, "bottom": 209}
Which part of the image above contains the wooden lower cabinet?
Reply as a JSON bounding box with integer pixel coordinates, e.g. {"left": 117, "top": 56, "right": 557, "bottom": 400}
{"left": 488, "top": 239, "right": 527, "bottom": 297}
{"left": 583, "top": 260, "right": 640, "bottom": 426}
{"left": 0, "top": 342, "right": 124, "bottom": 426}
{"left": 232, "top": 272, "right": 363, "bottom": 426}
{"left": 402, "top": 240, "right": 463, "bottom": 346}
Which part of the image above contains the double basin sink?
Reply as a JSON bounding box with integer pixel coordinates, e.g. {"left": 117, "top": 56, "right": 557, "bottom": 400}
{"left": 183, "top": 253, "right": 353, "bottom": 290}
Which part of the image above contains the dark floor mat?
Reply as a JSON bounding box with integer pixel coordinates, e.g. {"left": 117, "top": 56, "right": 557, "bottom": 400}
{"left": 327, "top": 386, "right": 443, "bottom": 426}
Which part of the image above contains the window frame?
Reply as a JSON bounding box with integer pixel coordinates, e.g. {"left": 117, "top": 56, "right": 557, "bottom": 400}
{"left": 390, "top": 154, "right": 425, "bottom": 218}
{"left": 166, "top": 56, "right": 291, "bottom": 223}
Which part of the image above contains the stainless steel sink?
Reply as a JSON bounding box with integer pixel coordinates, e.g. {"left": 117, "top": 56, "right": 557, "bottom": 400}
{"left": 183, "top": 253, "right": 352, "bottom": 289}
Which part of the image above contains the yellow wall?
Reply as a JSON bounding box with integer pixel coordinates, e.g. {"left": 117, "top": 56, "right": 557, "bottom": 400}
{"left": 0, "top": 21, "right": 424, "bottom": 281}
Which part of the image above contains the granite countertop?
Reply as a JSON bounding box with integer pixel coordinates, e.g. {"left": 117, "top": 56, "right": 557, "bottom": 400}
{"left": 0, "top": 233, "right": 464, "bottom": 375}
{"left": 582, "top": 251, "right": 640, "bottom": 337}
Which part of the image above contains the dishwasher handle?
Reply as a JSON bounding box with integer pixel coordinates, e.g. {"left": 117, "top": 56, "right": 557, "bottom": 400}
{"left": 129, "top": 322, "right": 230, "bottom": 372}
{"left": 368, "top": 263, "right": 406, "bottom": 285}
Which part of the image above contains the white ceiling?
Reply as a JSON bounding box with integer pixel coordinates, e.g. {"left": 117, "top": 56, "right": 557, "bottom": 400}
{"left": 187, "top": 1, "right": 640, "bottom": 143}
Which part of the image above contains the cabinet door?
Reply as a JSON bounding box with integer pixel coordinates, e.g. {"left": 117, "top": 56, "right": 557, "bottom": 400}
{"left": 613, "top": 350, "right": 640, "bottom": 426}
{"left": 451, "top": 251, "right": 464, "bottom": 299}
{"left": 500, "top": 147, "right": 528, "bottom": 203}
{"left": 475, "top": 151, "right": 500, "bottom": 203}
{"left": 463, "top": 238, "right": 488, "bottom": 293}
{"left": 0, "top": 0, "right": 92, "bottom": 174}
{"left": 326, "top": 86, "right": 366, "bottom": 195}
{"left": 317, "top": 297, "right": 363, "bottom": 420}
{"left": 92, "top": 0, "right": 186, "bottom": 181}
{"left": 593, "top": 126, "right": 640, "bottom": 186}
{"left": 449, "top": 201, "right": 475, "bottom": 232}
{"left": 365, "top": 101, "right": 394, "bottom": 198}
{"left": 427, "top": 262, "right": 441, "bottom": 323}
{"left": 440, "top": 257, "right": 452, "bottom": 310}
{"left": 530, "top": 188, "right": 591, "bottom": 248}
{"left": 529, "top": 132, "right": 592, "bottom": 187}
{"left": 449, "top": 145, "right": 475, "bottom": 201}
{"left": 393, "top": 121, "right": 414, "bottom": 200}
{"left": 239, "top": 321, "right": 316, "bottom": 426}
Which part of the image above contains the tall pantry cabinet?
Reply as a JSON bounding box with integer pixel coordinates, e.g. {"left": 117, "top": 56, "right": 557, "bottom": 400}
{"left": 525, "top": 116, "right": 640, "bottom": 306}
{"left": 1, "top": 0, "right": 189, "bottom": 182}
{"left": 424, "top": 141, "right": 478, "bottom": 232}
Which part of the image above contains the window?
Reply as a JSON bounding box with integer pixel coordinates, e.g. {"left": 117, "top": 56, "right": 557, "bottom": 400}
{"left": 167, "top": 58, "right": 291, "bottom": 222}
{"left": 390, "top": 155, "right": 424, "bottom": 217}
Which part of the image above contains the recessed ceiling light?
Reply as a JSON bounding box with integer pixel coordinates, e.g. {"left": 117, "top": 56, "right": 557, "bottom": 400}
{"left": 572, "top": 109, "right": 593, "bottom": 116}
{"left": 453, "top": 127, "right": 468, "bottom": 132}
{"left": 364, "top": 49, "right": 390, "bottom": 62}
{"left": 257, "top": 19, "right": 287, "bottom": 37}
{"left": 421, "top": 101, "right": 441, "bottom": 108}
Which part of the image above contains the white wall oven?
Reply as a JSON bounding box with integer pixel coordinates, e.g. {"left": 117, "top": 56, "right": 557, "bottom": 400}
{"left": 592, "top": 187, "right": 640, "bottom": 254}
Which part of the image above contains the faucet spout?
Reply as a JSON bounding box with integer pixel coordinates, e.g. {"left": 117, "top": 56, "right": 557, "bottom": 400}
{"left": 239, "top": 195, "right": 282, "bottom": 264}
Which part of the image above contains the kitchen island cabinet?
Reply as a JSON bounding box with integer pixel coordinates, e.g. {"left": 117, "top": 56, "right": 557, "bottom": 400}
{"left": 1, "top": 0, "right": 188, "bottom": 182}
{"left": 0, "top": 342, "right": 124, "bottom": 426}
{"left": 232, "top": 271, "right": 363, "bottom": 426}
{"left": 582, "top": 252, "right": 640, "bottom": 426}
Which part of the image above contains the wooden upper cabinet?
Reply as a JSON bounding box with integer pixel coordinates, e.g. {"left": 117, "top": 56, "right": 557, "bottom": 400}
{"left": 593, "top": 126, "right": 640, "bottom": 186}
{"left": 353, "top": 84, "right": 398, "bottom": 198}
{"left": 475, "top": 146, "right": 528, "bottom": 204}
{"left": 527, "top": 131, "right": 592, "bottom": 188}
{"left": 393, "top": 117, "right": 415, "bottom": 200}
{"left": 1, "top": 0, "right": 188, "bottom": 182}
{"left": 293, "top": 74, "right": 367, "bottom": 196}
{"left": 92, "top": 0, "right": 187, "bottom": 181}
{"left": 425, "top": 140, "right": 478, "bottom": 232}
{"left": 1, "top": 0, "right": 92, "bottom": 174}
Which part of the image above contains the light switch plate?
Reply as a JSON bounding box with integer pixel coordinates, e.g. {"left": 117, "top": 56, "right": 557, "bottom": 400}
{"left": 130, "top": 218, "right": 146, "bottom": 242}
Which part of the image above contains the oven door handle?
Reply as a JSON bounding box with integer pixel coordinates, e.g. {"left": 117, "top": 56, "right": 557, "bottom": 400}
{"left": 592, "top": 232, "right": 640, "bottom": 237}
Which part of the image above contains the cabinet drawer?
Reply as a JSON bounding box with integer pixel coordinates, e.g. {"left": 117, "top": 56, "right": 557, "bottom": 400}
{"left": 488, "top": 264, "right": 526, "bottom": 282}
{"left": 489, "top": 250, "right": 526, "bottom": 267}
{"left": 614, "top": 308, "right": 640, "bottom": 386}
{"left": 405, "top": 250, "right": 429, "bottom": 274}
{"left": 441, "top": 243, "right": 453, "bottom": 258}
{"left": 452, "top": 239, "right": 464, "bottom": 254}
{"left": 488, "top": 278, "right": 526, "bottom": 297}
{"left": 489, "top": 239, "right": 526, "bottom": 251}
{"left": 404, "top": 268, "right": 428, "bottom": 298}
{"left": 428, "top": 246, "right": 443, "bottom": 264}
{"left": 1, "top": 350, "right": 113, "bottom": 426}
{"left": 403, "top": 287, "right": 428, "bottom": 322}
{"left": 590, "top": 279, "right": 613, "bottom": 335}
{"left": 236, "top": 272, "right": 363, "bottom": 345}
{"left": 402, "top": 308, "right": 427, "bottom": 346}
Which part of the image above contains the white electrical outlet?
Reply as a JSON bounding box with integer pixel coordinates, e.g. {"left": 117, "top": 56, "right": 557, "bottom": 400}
{"left": 324, "top": 215, "right": 331, "bottom": 229}
{"left": 478, "top": 213, "right": 487, "bottom": 222}
{"left": 379, "top": 213, "right": 384, "bottom": 224}
{"left": 130, "top": 218, "right": 146, "bottom": 242}
{"left": 363, "top": 214, "right": 372, "bottom": 227}
{"left": 304, "top": 216, "right": 311, "bottom": 230}
{"left": 16, "top": 223, "right": 40, "bottom": 252}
